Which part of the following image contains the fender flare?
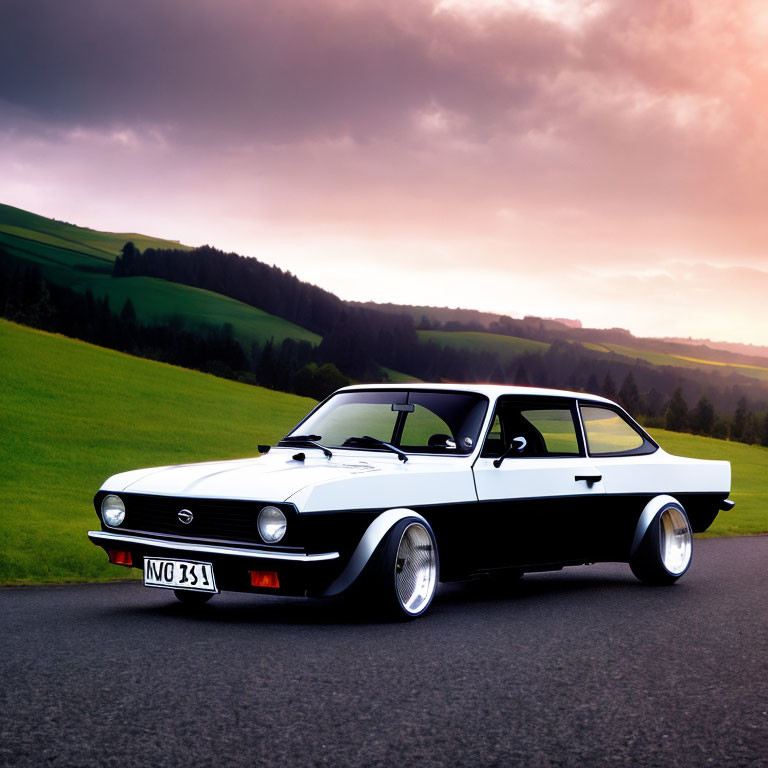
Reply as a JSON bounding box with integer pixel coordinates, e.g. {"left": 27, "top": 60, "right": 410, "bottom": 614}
{"left": 630, "top": 494, "right": 684, "bottom": 557}
{"left": 322, "top": 508, "right": 431, "bottom": 596}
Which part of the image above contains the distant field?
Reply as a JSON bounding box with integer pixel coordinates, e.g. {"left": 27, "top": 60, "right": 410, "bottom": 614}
{"left": 418, "top": 330, "right": 550, "bottom": 361}
{"left": 0, "top": 319, "right": 315, "bottom": 585}
{"left": 0, "top": 229, "right": 320, "bottom": 349}
{"left": 584, "top": 341, "right": 768, "bottom": 383}
{"left": 382, "top": 367, "right": 422, "bottom": 383}
{"left": 648, "top": 428, "right": 768, "bottom": 537}
{"left": 0, "top": 202, "right": 192, "bottom": 257}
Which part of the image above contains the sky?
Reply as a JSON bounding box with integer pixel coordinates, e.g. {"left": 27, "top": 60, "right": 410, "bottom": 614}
{"left": 1, "top": 0, "right": 767, "bottom": 344}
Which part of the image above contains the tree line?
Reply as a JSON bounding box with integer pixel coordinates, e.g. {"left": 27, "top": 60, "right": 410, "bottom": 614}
{"left": 4, "top": 244, "right": 768, "bottom": 447}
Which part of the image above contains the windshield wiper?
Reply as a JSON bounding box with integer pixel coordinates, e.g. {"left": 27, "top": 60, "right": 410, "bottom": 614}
{"left": 278, "top": 435, "right": 332, "bottom": 459}
{"left": 343, "top": 435, "right": 408, "bottom": 463}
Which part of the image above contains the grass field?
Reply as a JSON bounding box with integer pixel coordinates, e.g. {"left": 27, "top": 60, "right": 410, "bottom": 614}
{"left": 418, "top": 330, "right": 550, "bottom": 361}
{"left": 583, "top": 341, "right": 768, "bottom": 383}
{"left": 2, "top": 319, "right": 765, "bottom": 585}
{"left": 0, "top": 225, "right": 320, "bottom": 349}
{"left": 382, "top": 367, "right": 422, "bottom": 383}
{"left": 0, "top": 319, "right": 315, "bottom": 585}
{"left": 648, "top": 428, "right": 768, "bottom": 537}
{"left": 0, "top": 203, "right": 193, "bottom": 257}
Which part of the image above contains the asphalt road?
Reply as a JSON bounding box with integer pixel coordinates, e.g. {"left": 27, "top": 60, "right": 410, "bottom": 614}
{"left": 1, "top": 537, "right": 767, "bottom": 768}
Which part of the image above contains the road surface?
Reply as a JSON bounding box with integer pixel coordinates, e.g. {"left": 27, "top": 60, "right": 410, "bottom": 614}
{"left": 1, "top": 536, "right": 767, "bottom": 767}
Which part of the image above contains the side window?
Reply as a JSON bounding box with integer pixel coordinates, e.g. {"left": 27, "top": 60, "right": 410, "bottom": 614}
{"left": 520, "top": 409, "right": 580, "bottom": 455}
{"left": 580, "top": 406, "right": 654, "bottom": 456}
{"left": 481, "top": 399, "right": 582, "bottom": 458}
{"left": 400, "top": 405, "right": 455, "bottom": 450}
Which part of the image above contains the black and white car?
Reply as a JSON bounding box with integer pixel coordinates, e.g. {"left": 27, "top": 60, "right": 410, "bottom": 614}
{"left": 88, "top": 385, "right": 734, "bottom": 619}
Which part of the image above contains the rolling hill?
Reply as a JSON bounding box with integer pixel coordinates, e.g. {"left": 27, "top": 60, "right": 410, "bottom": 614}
{"left": 0, "top": 203, "right": 193, "bottom": 257}
{"left": 418, "top": 330, "right": 550, "bottom": 362}
{"left": 0, "top": 318, "right": 316, "bottom": 585}
{"left": 583, "top": 341, "right": 768, "bottom": 383}
{"left": 3, "top": 202, "right": 767, "bottom": 396}
{"left": 0, "top": 204, "right": 321, "bottom": 348}
{"left": 2, "top": 318, "right": 765, "bottom": 585}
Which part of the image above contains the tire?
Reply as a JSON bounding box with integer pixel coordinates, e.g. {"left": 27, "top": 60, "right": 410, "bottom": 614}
{"left": 630, "top": 502, "right": 693, "bottom": 585}
{"left": 365, "top": 518, "right": 439, "bottom": 620}
{"left": 173, "top": 589, "right": 214, "bottom": 605}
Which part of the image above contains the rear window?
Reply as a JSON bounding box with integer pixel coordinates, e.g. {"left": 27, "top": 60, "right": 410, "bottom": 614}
{"left": 580, "top": 405, "right": 656, "bottom": 456}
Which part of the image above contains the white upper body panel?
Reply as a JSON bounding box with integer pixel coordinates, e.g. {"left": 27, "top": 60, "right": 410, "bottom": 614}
{"left": 590, "top": 448, "right": 731, "bottom": 495}
{"left": 100, "top": 384, "right": 731, "bottom": 511}
{"left": 334, "top": 382, "right": 616, "bottom": 404}
{"left": 100, "top": 448, "right": 479, "bottom": 511}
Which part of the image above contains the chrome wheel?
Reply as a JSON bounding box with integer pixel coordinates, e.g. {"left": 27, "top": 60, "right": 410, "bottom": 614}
{"left": 394, "top": 523, "right": 437, "bottom": 615}
{"left": 630, "top": 499, "right": 693, "bottom": 585}
{"left": 659, "top": 505, "right": 692, "bottom": 575}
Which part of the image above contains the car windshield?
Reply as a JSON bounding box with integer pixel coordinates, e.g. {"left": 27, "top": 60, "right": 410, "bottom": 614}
{"left": 285, "top": 390, "right": 488, "bottom": 455}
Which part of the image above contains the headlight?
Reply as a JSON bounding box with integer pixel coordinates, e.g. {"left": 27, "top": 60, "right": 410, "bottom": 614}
{"left": 258, "top": 506, "right": 286, "bottom": 543}
{"left": 101, "top": 494, "right": 126, "bottom": 527}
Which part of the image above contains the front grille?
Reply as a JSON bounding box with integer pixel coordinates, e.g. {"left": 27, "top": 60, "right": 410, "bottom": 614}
{"left": 119, "top": 494, "right": 290, "bottom": 546}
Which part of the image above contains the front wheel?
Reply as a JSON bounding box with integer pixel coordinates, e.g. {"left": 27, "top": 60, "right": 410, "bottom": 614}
{"left": 630, "top": 502, "right": 693, "bottom": 585}
{"left": 366, "top": 519, "right": 439, "bottom": 620}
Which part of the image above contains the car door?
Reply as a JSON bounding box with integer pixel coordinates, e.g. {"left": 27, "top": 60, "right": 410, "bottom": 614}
{"left": 472, "top": 396, "right": 605, "bottom": 567}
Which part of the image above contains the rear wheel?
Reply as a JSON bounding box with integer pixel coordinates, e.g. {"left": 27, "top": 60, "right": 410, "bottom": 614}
{"left": 366, "top": 519, "right": 439, "bottom": 620}
{"left": 173, "top": 589, "right": 214, "bottom": 605}
{"left": 630, "top": 503, "right": 693, "bottom": 585}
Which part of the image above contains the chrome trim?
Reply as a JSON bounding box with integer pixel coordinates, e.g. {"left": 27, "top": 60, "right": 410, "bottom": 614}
{"left": 719, "top": 498, "right": 735, "bottom": 511}
{"left": 630, "top": 495, "right": 679, "bottom": 556}
{"left": 321, "top": 508, "right": 430, "bottom": 596}
{"left": 88, "top": 531, "right": 339, "bottom": 562}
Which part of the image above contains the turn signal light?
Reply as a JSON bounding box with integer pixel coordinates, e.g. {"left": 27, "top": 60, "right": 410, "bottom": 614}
{"left": 106, "top": 549, "right": 133, "bottom": 566}
{"left": 250, "top": 570, "right": 280, "bottom": 588}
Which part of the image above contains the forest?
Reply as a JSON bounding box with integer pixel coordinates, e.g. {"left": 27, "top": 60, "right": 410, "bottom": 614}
{"left": 3, "top": 242, "right": 767, "bottom": 447}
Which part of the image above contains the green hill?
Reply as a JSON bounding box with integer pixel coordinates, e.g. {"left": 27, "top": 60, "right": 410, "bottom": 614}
{"left": 3, "top": 318, "right": 765, "bottom": 585}
{"left": 421, "top": 328, "right": 768, "bottom": 385}
{"left": 0, "top": 205, "right": 321, "bottom": 348}
{"left": 418, "top": 330, "right": 550, "bottom": 361}
{"left": 584, "top": 341, "right": 768, "bottom": 383}
{"left": 0, "top": 319, "right": 316, "bottom": 585}
{"left": 0, "top": 202, "right": 193, "bottom": 258}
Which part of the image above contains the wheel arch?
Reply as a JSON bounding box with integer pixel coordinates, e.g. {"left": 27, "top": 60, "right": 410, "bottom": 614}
{"left": 321, "top": 508, "right": 432, "bottom": 596}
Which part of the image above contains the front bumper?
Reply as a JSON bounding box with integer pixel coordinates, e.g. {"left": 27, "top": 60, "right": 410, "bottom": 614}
{"left": 88, "top": 530, "right": 342, "bottom": 596}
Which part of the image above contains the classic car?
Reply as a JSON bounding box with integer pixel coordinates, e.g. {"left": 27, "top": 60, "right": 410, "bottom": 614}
{"left": 88, "top": 384, "right": 734, "bottom": 619}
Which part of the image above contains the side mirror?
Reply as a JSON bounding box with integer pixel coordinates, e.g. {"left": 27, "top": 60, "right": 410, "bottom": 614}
{"left": 492, "top": 436, "right": 527, "bottom": 468}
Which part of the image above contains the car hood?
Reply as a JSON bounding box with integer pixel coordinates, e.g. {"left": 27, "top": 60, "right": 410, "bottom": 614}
{"left": 100, "top": 447, "right": 480, "bottom": 512}
{"left": 101, "top": 449, "right": 391, "bottom": 502}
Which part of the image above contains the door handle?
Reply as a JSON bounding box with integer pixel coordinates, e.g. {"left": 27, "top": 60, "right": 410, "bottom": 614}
{"left": 575, "top": 475, "right": 602, "bottom": 487}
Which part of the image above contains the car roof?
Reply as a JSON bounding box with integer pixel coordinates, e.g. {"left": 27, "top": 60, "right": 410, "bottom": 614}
{"left": 337, "top": 382, "right": 617, "bottom": 406}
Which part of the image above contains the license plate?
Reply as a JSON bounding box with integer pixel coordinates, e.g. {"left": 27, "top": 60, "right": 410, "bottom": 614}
{"left": 144, "top": 557, "right": 217, "bottom": 593}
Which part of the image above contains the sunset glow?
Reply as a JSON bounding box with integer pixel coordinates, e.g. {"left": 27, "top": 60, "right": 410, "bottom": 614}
{"left": 1, "top": 0, "right": 767, "bottom": 343}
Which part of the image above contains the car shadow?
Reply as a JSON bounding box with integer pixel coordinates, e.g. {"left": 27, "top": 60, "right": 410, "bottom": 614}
{"left": 94, "top": 565, "right": 658, "bottom": 627}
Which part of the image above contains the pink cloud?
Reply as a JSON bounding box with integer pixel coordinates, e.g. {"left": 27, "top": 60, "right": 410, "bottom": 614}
{"left": 1, "top": 0, "right": 767, "bottom": 342}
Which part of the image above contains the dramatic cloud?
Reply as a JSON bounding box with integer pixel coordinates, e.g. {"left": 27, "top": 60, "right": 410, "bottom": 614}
{"left": 1, "top": 0, "right": 767, "bottom": 342}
